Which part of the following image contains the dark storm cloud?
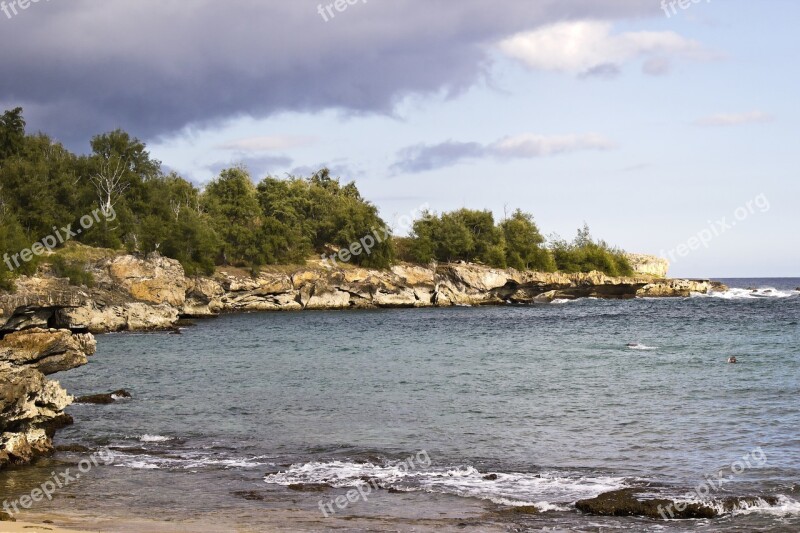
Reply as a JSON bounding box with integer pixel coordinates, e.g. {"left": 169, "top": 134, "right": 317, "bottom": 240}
{"left": 0, "top": 0, "right": 652, "bottom": 150}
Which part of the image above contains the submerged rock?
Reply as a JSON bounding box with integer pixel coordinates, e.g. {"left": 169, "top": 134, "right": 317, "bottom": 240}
{"left": 287, "top": 483, "right": 332, "bottom": 492}
{"left": 75, "top": 389, "right": 132, "bottom": 405}
{"left": 55, "top": 444, "right": 91, "bottom": 453}
{"left": 497, "top": 505, "right": 539, "bottom": 515}
{"left": 233, "top": 490, "right": 268, "bottom": 501}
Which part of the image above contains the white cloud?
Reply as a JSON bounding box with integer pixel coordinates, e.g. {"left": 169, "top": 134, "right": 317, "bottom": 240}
{"left": 694, "top": 111, "right": 773, "bottom": 127}
{"left": 498, "top": 20, "right": 707, "bottom": 76}
{"left": 217, "top": 135, "right": 316, "bottom": 152}
{"left": 392, "top": 133, "right": 615, "bottom": 173}
{"left": 490, "top": 133, "right": 615, "bottom": 158}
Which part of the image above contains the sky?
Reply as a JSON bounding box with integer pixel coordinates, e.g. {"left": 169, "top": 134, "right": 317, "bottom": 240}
{"left": 1, "top": 0, "right": 798, "bottom": 277}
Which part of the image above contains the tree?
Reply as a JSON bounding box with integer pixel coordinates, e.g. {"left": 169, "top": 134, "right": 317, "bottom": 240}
{"left": 256, "top": 169, "right": 393, "bottom": 267}
{"left": 551, "top": 224, "right": 633, "bottom": 276}
{"left": 86, "top": 130, "right": 160, "bottom": 214}
{"left": 0, "top": 107, "right": 25, "bottom": 160}
{"left": 501, "top": 209, "right": 555, "bottom": 271}
{"left": 202, "top": 166, "right": 263, "bottom": 265}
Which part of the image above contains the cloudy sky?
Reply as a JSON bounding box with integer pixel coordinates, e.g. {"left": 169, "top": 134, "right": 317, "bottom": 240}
{"left": 2, "top": 0, "right": 797, "bottom": 277}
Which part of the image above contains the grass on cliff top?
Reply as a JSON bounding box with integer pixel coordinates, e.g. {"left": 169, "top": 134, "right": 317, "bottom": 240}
{"left": 40, "top": 243, "right": 121, "bottom": 288}
{"left": 48, "top": 242, "right": 121, "bottom": 263}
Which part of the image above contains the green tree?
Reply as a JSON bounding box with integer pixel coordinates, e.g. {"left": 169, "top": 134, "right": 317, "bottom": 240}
{"left": 501, "top": 209, "right": 555, "bottom": 271}
{"left": 202, "top": 167, "right": 263, "bottom": 265}
{"left": 551, "top": 224, "right": 633, "bottom": 276}
{"left": 256, "top": 169, "right": 393, "bottom": 268}
{"left": 0, "top": 107, "right": 26, "bottom": 160}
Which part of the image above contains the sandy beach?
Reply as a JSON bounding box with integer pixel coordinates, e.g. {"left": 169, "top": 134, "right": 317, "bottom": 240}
{"left": 3, "top": 509, "right": 511, "bottom": 533}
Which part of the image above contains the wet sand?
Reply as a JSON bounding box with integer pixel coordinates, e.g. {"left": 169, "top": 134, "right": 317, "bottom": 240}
{"left": 12, "top": 508, "right": 510, "bottom": 533}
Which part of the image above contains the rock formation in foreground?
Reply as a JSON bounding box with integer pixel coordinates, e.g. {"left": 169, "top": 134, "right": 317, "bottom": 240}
{"left": 0, "top": 328, "right": 96, "bottom": 469}
{"left": 0, "top": 247, "right": 723, "bottom": 334}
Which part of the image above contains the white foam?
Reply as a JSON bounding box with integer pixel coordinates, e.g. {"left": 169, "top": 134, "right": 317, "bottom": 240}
{"left": 263, "top": 461, "right": 628, "bottom": 505}
{"left": 728, "top": 495, "right": 800, "bottom": 517}
{"left": 676, "top": 495, "right": 800, "bottom": 517}
{"left": 694, "top": 287, "right": 798, "bottom": 300}
{"left": 139, "top": 434, "right": 172, "bottom": 442}
{"left": 627, "top": 343, "right": 657, "bottom": 351}
{"left": 117, "top": 460, "right": 161, "bottom": 470}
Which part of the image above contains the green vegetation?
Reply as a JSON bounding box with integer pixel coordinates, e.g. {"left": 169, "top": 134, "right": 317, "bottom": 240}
{"left": 49, "top": 255, "right": 95, "bottom": 287}
{"left": 550, "top": 224, "right": 634, "bottom": 277}
{"left": 407, "top": 210, "right": 630, "bottom": 275}
{"left": 0, "top": 107, "right": 633, "bottom": 285}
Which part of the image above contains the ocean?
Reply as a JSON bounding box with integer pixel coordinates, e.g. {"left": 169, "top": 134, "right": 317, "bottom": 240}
{"left": 2, "top": 278, "right": 799, "bottom": 531}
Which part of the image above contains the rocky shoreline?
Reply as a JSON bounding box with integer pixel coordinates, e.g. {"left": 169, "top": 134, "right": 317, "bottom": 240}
{"left": 0, "top": 249, "right": 721, "bottom": 335}
{"left": 0, "top": 249, "right": 721, "bottom": 471}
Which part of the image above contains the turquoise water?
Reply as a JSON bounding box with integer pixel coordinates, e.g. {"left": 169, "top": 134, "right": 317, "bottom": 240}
{"left": 3, "top": 279, "right": 799, "bottom": 531}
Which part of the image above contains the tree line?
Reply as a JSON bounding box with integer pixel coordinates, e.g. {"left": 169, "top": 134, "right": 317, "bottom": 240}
{"left": 0, "top": 107, "right": 632, "bottom": 288}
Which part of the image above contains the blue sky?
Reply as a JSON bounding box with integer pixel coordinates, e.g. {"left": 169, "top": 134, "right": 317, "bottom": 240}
{"left": 3, "top": 0, "right": 797, "bottom": 277}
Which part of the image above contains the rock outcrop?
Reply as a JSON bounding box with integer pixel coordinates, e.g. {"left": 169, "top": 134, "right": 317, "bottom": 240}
{"left": 0, "top": 251, "right": 719, "bottom": 334}
{"left": 0, "top": 328, "right": 96, "bottom": 470}
{"left": 575, "top": 488, "right": 780, "bottom": 520}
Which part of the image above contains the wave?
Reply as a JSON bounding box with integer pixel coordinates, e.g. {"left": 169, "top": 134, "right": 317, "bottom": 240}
{"left": 673, "top": 494, "right": 800, "bottom": 518}
{"left": 694, "top": 287, "right": 799, "bottom": 300}
{"left": 139, "top": 434, "right": 173, "bottom": 443}
{"left": 105, "top": 447, "right": 271, "bottom": 470}
{"left": 263, "top": 461, "right": 628, "bottom": 506}
{"left": 726, "top": 495, "right": 800, "bottom": 517}
{"left": 550, "top": 297, "right": 598, "bottom": 305}
{"left": 627, "top": 343, "right": 658, "bottom": 351}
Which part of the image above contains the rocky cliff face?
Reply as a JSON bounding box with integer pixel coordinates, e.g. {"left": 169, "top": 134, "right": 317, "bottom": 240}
{"left": 0, "top": 251, "right": 718, "bottom": 334}
{"left": 0, "top": 328, "right": 96, "bottom": 469}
